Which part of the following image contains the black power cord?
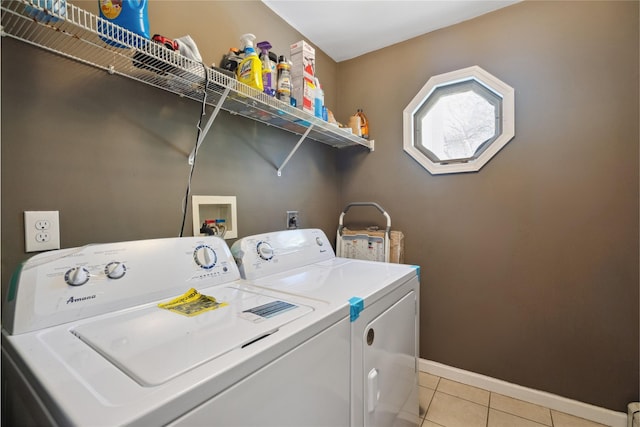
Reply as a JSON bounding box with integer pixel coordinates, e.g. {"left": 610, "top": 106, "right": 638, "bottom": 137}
{"left": 179, "top": 64, "right": 210, "bottom": 237}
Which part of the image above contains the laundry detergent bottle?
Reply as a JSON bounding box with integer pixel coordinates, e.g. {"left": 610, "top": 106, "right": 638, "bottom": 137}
{"left": 236, "top": 34, "right": 263, "bottom": 92}
{"left": 356, "top": 109, "right": 369, "bottom": 139}
{"left": 98, "top": 0, "right": 150, "bottom": 48}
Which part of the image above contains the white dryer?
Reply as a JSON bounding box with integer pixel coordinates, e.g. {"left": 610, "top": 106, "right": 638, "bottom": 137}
{"left": 2, "top": 236, "right": 351, "bottom": 426}
{"left": 231, "top": 228, "right": 421, "bottom": 427}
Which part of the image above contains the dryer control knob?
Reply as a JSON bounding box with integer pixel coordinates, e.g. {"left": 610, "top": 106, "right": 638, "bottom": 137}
{"left": 65, "top": 267, "right": 90, "bottom": 286}
{"left": 194, "top": 245, "right": 217, "bottom": 269}
{"left": 105, "top": 262, "right": 126, "bottom": 279}
{"left": 257, "top": 241, "right": 274, "bottom": 261}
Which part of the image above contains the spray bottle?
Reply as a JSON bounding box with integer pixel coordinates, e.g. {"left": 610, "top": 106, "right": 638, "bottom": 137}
{"left": 236, "top": 34, "right": 263, "bottom": 92}
{"left": 257, "top": 41, "right": 277, "bottom": 96}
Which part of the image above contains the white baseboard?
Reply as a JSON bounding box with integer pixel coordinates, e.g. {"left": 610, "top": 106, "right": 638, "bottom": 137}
{"left": 419, "top": 359, "right": 627, "bottom": 427}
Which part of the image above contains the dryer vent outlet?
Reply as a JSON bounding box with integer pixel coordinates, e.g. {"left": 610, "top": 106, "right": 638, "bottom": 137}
{"left": 286, "top": 211, "right": 299, "bottom": 229}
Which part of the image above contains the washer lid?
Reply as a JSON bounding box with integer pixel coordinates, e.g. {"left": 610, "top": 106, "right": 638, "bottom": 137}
{"left": 71, "top": 285, "right": 313, "bottom": 386}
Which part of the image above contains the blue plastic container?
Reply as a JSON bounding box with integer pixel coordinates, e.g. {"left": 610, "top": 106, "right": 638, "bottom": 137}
{"left": 26, "top": 0, "right": 67, "bottom": 24}
{"left": 98, "top": 0, "right": 150, "bottom": 48}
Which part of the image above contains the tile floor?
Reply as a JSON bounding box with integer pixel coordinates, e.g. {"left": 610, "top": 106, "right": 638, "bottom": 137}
{"left": 418, "top": 371, "right": 611, "bottom": 427}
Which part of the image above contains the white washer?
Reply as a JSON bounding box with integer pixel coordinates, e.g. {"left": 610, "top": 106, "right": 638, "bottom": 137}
{"left": 231, "top": 228, "right": 421, "bottom": 427}
{"left": 2, "top": 236, "right": 351, "bottom": 426}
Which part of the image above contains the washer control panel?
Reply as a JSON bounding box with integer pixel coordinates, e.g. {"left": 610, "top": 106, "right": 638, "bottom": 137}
{"left": 231, "top": 229, "right": 334, "bottom": 280}
{"left": 193, "top": 244, "right": 218, "bottom": 269}
{"left": 256, "top": 241, "right": 274, "bottom": 261}
{"left": 104, "top": 261, "right": 127, "bottom": 279}
{"left": 4, "top": 236, "right": 240, "bottom": 334}
{"left": 64, "top": 266, "right": 91, "bottom": 286}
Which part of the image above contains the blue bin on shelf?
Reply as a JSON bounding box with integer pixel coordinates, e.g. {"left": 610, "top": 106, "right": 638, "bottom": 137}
{"left": 26, "top": 0, "right": 67, "bottom": 23}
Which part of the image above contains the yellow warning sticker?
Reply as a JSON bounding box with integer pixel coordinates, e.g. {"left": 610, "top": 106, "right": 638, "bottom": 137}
{"left": 158, "top": 288, "right": 227, "bottom": 317}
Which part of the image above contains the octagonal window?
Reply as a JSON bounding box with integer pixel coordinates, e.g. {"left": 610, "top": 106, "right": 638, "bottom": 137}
{"left": 403, "top": 66, "right": 515, "bottom": 174}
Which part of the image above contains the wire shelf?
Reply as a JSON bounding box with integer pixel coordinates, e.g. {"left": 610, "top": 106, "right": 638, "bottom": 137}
{"left": 1, "top": 0, "right": 374, "bottom": 151}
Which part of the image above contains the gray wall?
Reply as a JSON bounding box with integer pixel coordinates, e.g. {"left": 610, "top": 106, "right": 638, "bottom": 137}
{"left": 337, "top": 0, "right": 639, "bottom": 412}
{"left": 1, "top": 2, "right": 341, "bottom": 296}
{"left": 1, "top": 0, "right": 638, "bottom": 415}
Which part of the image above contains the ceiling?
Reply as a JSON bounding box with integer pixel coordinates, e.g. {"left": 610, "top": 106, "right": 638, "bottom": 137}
{"left": 262, "top": 1, "right": 520, "bottom": 62}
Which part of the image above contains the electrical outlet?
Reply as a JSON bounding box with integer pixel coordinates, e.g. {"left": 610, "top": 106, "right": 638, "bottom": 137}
{"left": 286, "top": 211, "right": 299, "bottom": 229}
{"left": 25, "top": 211, "right": 60, "bottom": 252}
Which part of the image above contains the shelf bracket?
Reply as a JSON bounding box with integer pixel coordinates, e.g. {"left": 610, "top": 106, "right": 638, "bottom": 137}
{"left": 277, "top": 124, "right": 314, "bottom": 177}
{"left": 188, "top": 85, "right": 232, "bottom": 165}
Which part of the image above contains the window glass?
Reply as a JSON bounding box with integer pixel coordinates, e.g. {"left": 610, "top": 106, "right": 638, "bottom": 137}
{"left": 403, "top": 67, "right": 514, "bottom": 174}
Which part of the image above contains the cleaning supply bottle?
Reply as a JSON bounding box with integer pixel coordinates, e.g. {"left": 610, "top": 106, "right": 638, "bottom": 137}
{"left": 356, "top": 109, "right": 369, "bottom": 139}
{"left": 276, "top": 55, "right": 292, "bottom": 104}
{"left": 98, "top": 0, "right": 150, "bottom": 48}
{"left": 314, "top": 78, "right": 324, "bottom": 119}
{"left": 257, "top": 41, "right": 277, "bottom": 96}
{"left": 236, "top": 34, "right": 263, "bottom": 92}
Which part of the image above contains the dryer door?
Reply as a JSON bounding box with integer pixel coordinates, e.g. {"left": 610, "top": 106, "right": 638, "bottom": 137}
{"left": 363, "top": 291, "right": 418, "bottom": 427}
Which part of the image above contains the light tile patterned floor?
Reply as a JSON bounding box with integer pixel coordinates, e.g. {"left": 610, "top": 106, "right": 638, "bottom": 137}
{"left": 418, "top": 371, "right": 611, "bottom": 427}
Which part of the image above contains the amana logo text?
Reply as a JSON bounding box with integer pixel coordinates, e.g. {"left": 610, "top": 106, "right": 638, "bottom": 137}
{"left": 66, "top": 295, "right": 96, "bottom": 304}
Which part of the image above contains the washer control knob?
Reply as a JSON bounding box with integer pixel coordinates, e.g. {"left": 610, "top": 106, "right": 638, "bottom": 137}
{"left": 65, "top": 267, "right": 90, "bottom": 286}
{"left": 316, "top": 237, "right": 324, "bottom": 246}
{"left": 257, "top": 241, "right": 274, "bottom": 261}
{"left": 105, "top": 262, "right": 126, "bottom": 279}
{"left": 194, "top": 245, "right": 217, "bottom": 269}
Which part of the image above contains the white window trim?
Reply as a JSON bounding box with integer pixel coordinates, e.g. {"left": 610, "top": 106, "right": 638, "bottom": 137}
{"left": 403, "top": 65, "right": 515, "bottom": 174}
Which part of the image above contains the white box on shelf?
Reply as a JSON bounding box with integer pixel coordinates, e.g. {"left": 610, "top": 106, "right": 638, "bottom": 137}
{"left": 290, "top": 40, "right": 315, "bottom": 78}
{"left": 290, "top": 40, "right": 315, "bottom": 114}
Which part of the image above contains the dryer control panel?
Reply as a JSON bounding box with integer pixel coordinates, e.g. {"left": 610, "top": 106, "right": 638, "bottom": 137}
{"left": 231, "top": 229, "right": 335, "bottom": 280}
{"left": 3, "top": 236, "right": 240, "bottom": 335}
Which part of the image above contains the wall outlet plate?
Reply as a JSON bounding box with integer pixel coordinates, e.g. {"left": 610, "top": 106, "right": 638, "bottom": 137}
{"left": 25, "top": 211, "right": 60, "bottom": 252}
{"left": 192, "top": 195, "right": 238, "bottom": 239}
{"left": 287, "top": 211, "right": 299, "bottom": 229}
